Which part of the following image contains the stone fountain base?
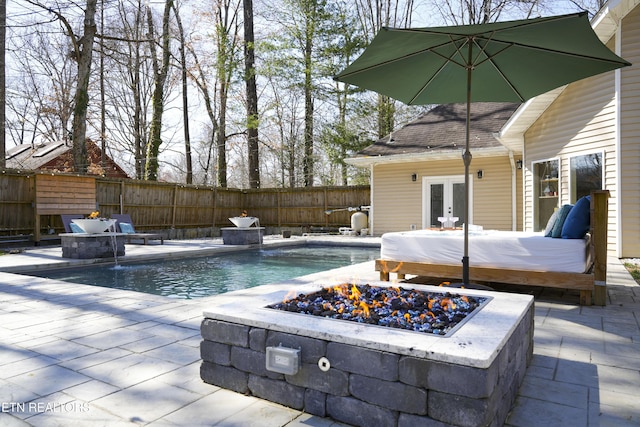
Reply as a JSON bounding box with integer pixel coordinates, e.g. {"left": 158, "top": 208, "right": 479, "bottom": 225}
{"left": 60, "top": 233, "right": 125, "bottom": 259}
{"left": 221, "top": 227, "right": 264, "bottom": 245}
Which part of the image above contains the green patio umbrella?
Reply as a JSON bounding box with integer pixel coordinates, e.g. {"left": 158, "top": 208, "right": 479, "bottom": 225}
{"left": 335, "top": 11, "right": 631, "bottom": 285}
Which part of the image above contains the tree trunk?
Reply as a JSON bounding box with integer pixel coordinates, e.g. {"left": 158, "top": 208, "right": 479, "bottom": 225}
{"left": 187, "top": 43, "right": 219, "bottom": 185}
{"left": 377, "top": 94, "right": 394, "bottom": 139}
{"left": 144, "top": 0, "right": 173, "bottom": 181}
{"left": 173, "top": 3, "right": 193, "bottom": 184}
{"left": 133, "top": 42, "right": 144, "bottom": 179}
{"left": 217, "top": 80, "right": 228, "bottom": 188}
{"left": 71, "top": 0, "right": 98, "bottom": 173}
{"left": 0, "top": 0, "right": 6, "bottom": 168}
{"left": 303, "top": 25, "right": 314, "bottom": 187}
{"left": 244, "top": 0, "right": 259, "bottom": 188}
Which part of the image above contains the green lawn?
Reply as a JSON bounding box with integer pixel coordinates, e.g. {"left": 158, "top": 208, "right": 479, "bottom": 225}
{"left": 623, "top": 262, "right": 640, "bottom": 285}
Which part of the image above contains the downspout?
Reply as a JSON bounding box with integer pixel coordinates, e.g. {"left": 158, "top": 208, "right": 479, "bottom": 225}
{"left": 369, "top": 163, "right": 374, "bottom": 235}
{"left": 508, "top": 151, "right": 517, "bottom": 231}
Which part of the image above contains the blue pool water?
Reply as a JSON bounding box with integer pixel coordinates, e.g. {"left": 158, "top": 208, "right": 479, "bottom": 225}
{"left": 32, "top": 245, "right": 380, "bottom": 299}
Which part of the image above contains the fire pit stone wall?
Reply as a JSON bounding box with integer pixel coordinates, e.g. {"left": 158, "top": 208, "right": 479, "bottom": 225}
{"left": 200, "top": 281, "right": 534, "bottom": 427}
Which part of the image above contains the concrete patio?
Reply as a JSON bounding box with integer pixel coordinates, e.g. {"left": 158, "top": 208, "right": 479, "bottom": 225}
{"left": 0, "top": 237, "right": 638, "bottom": 426}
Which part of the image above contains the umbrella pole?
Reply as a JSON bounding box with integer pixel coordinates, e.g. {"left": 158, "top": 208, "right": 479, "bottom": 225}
{"left": 462, "top": 45, "right": 473, "bottom": 286}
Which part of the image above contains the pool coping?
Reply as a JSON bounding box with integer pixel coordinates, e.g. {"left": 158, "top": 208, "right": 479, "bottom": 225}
{"left": 0, "top": 236, "right": 382, "bottom": 275}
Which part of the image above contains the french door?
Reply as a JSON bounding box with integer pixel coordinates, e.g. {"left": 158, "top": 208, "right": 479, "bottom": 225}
{"left": 422, "top": 176, "right": 469, "bottom": 229}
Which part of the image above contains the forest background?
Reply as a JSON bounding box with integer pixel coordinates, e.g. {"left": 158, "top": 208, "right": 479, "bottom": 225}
{"left": 1, "top": 0, "right": 604, "bottom": 189}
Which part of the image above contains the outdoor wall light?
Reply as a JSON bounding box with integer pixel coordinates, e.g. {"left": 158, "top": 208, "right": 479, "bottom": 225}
{"left": 516, "top": 159, "right": 523, "bottom": 169}
{"left": 477, "top": 170, "right": 484, "bottom": 179}
{"left": 411, "top": 173, "right": 417, "bottom": 182}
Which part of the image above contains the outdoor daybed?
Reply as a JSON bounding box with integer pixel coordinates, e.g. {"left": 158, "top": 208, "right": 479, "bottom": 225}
{"left": 377, "top": 190, "right": 609, "bottom": 306}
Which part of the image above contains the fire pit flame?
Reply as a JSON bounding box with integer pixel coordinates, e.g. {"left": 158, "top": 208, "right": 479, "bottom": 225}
{"left": 268, "top": 283, "right": 488, "bottom": 336}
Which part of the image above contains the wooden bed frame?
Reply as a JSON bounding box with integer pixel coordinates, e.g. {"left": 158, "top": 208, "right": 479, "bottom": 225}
{"left": 376, "top": 190, "right": 610, "bottom": 306}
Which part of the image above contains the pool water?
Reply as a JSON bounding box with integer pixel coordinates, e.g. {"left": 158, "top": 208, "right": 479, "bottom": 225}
{"left": 32, "top": 245, "right": 380, "bottom": 299}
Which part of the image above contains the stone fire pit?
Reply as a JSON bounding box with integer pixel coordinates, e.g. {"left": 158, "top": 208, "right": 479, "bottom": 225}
{"left": 200, "top": 280, "right": 534, "bottom": 427}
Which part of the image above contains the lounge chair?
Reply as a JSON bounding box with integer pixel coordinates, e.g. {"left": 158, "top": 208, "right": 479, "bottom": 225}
{"left": 111, "top": 214, "right": 164, "bottom": 245}
{"left": 60, "top": 214, "right": 85, "bottom": 233}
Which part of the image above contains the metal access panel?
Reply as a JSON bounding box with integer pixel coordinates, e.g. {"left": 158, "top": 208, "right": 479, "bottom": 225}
{"left": 265, "top": 346, "right": 301, "bottom": 375}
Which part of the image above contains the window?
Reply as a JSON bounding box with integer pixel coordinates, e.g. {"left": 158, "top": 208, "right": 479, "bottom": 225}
{"left": 533, "top": 159, "right": 559, "bottom": 231}
{"left": 569, "top": 152, "right": 602, "bottom": 203}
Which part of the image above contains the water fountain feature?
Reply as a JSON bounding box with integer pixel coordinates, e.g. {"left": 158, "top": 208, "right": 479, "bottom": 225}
{"left": 71, "top": 218, "right": 117, "bottom": 233}
{"left": 61, "top": 218, "right": 125, "bottom": 259}
{"left": 221, "top": 216, "right": 264, "bottom": 245}
{"left": 107, "top": 222, "right": 120, "bottom": 266}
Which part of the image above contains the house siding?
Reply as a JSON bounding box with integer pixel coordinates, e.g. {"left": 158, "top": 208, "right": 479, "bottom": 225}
{"left": 371, "top": 156, "right": 519, "bottom": 235}
{"left": 523, "top": 49, "right": 619, "bottom": 253}
{"left": 620, "top": 6, "right": 640, "bottom": 258}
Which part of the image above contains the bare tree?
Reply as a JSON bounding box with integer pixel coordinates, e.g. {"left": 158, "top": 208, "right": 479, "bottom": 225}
{"left": 186, "top": 42, "right": 219, "bottom": 185}
{"left": 266, "top": 0, "right": 334, "bottom": 187}
{"left": 172, "top": 1, "right": 193, "bottom": 184}
{"left": 144, "top": 0, "right": 173, "bottom": 180}
{"left": 22, "top": 0, "right": 97, "bottom": 172}
{"left": 355, "top": 0, "right": 415, "bottom": 138}
{"left": 262, "top": 73, "right": 305, "bottom": 187}
{"left": 244, "top": 0, "right": 260, "bottom": 188}
{"left": 0, "top": 0, "right": 5, "bottom": 168}
{"left": 71, "top": 0, "right": 97, "bottom": 172}
{"left": 213, "top": 0, "right": 242, "bottom": 187}
{"left": 97, "top": 0, "right": 155, "bottom": 179}
{"left": 8, "top": 30, "right": 76, "bottom": 146}
{"left": 432, "top": 0, "right": 545, "bottom": 25}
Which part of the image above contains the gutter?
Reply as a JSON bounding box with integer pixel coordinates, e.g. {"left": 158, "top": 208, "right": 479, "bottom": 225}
{"left": 345, "top": 146, "right": 511, "bottom": 168}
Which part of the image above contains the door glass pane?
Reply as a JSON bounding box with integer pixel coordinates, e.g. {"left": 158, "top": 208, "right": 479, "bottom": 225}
{"left": 452, "top": 182, "right": 465, "bottom": 226}
{"left": 430, "top": 184, "right": 444, "bottom": 227}
{"left": 534, "top": 159, "right": 559, "bottom": 231}
{"left": 570, "top": 153, "right": 602, "bottom": 202}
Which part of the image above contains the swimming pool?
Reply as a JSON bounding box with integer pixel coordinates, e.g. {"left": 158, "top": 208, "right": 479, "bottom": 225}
{"left": 30, "top": 245, "right": 380, "bottom": 299}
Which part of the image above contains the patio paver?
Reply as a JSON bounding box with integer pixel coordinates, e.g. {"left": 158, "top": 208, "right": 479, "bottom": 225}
{"left": 0, "top": 237, "right": 638, "bottom": 426}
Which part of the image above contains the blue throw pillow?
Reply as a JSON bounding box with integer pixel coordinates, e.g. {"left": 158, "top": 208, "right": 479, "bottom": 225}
{"left": 119, "top": 222, "right": 135, "bottom": 234}
{"left": 551, "top": 204, "right": 573, "bottom": 238}
{"left": 562, "top": 195, "right": 591, "bottom": 239}
{"left": 70, "top": 223, "right": 84, "bottom": 233}
{"left": 544, "top": 210, "right": 559, "bottom": 237}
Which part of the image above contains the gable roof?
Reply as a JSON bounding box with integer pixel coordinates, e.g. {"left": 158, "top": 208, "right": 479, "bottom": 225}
{"left": 5, "top": 139, "right": 130, "bottom": 178}
{"left": 347, "top": 102, "right": 520, "bottom": 166}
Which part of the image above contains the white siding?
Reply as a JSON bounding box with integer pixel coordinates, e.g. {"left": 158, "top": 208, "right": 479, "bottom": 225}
{"left": 371, "top": 156, "right": 519, "bottom": 235}
{"left": 523, "top": 50, "right": 618, "bottom": 252}
{"left": 620, "top": 6, "right": 640, "bottom": 257}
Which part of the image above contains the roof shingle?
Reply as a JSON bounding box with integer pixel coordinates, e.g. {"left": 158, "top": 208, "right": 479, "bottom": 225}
{"left": 356, "top": 102, "right": 520, "bottom": 158}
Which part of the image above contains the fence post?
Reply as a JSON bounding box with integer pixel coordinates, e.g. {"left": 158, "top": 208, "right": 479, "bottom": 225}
{"left": 172, "top": 185, "right": 178, "bottom": 228}
{"left": 212, "top": 187, "right": 217, "bottom": 228}
{"left": 32, "top": 176, "right": 41, "bottom": 243}
{"left": 277, "top": 190, "right": 281, "bottom": 228}
{"left": 120, "top": 180, "right": 125, "bottom": 214}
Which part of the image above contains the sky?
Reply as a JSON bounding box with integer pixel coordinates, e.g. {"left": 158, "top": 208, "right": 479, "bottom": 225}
{"left": 3, "top": 0, "right": 603, "bottom": 182}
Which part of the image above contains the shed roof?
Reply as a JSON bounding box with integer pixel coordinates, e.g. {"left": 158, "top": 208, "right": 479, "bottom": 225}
{"left": 348, "top": 102, "right": 520, "bottom": 166}
{"left": 5, "top": 139, "right": 129, "bottom": 178}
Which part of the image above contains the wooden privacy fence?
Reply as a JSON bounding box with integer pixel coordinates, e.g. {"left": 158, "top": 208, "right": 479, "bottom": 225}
{"left": 0, "top": 171, "right": 370, "bottom": 241}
